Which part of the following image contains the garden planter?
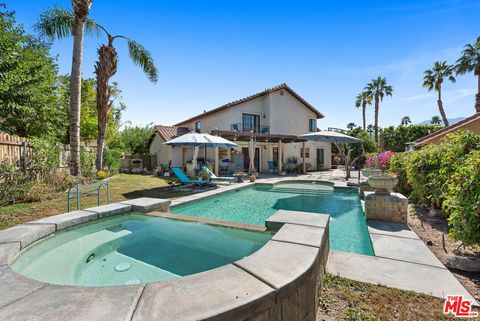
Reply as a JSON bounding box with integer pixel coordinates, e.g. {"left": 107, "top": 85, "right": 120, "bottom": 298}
{"left": 361, "top": 168, "right": 382, "bottom": 177}
{"left": 249, "top": 175, "right": 256, "bottom": 182}
{"left": 367, "top": 175, "right": 398, "bottom": 194}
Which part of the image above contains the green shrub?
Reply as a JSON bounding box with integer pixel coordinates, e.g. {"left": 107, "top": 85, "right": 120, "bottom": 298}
{"left": 443, "top": 150, "right": 480, "bottom": 246}
{"left": 80, "top": 147, "right": 96, "bottom": 178}
{"left": 389, "top": 152, "right": 412, "bottom": 196}
{"left": 103, "top": 148, "right": 123, "bottom": 174}
{"left": 405, "top": 130, "right": 480, "bottom": 208}
{"left": 380, "top": 125, "right": 441, "bottom": 152}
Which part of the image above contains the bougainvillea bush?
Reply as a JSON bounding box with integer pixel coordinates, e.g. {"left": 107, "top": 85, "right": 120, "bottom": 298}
{"left": 365, "top": 151, "right": 396, "bottom": 171}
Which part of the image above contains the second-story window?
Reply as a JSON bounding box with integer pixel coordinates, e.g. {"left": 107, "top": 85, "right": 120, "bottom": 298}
{"left": 195, "top": 121, "right": 201, "bottom": 133}
{"left": 242, "top": 113, "right": 260, "bottom": 132}
{"left": 308, "top": 119, "right": 316, "bottom": 132}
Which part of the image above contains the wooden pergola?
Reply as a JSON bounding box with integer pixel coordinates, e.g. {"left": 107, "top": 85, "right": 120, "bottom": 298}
{"left": 211, "top": 130, "right": 308, "bottom": 174}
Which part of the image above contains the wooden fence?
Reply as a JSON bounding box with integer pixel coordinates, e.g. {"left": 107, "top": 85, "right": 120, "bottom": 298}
{"left": 0, "top": 133, "right": 31, "bottom": 167}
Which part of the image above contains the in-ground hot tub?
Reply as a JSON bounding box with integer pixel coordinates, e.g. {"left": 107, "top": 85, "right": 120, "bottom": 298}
{"left": 11, "top": 213, "right": 271, "bottom": 287}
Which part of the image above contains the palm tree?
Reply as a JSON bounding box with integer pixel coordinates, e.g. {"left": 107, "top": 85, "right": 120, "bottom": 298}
{"left": 366, "top": 124, "right": 374, "bottom": 136}
{"left": 36, "top": 2, "right": 94, "bottom": 176}
{"left": 355, "top": 92, "right": 372, "bottom": 130}
{"left": 431, "top": 116, "right": 442, "bottom": 126}
{"left": 93, "top": 27, "right": 158, "bottom": 170}
{"left": 400, "top": 116, "right": 411, "bottom": 126}
{"left": 456, "top": 36, "right": 480, "bottom": 113}
{"left": 364, "top": 77, "right": 393, "bottom": 143}
{"left": 423, "top": 61, "right": 456, "bottom": 126}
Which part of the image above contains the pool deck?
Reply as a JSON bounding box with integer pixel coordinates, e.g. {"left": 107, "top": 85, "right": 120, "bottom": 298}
{"left": 171, "top": 172, "right": 478, "bottom": 305}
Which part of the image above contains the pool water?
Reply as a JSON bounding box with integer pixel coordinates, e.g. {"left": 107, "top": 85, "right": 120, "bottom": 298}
{"left": 171, "top": 183, "right": 374, "bottom": 255}
{"left": 12, "top": 213, "right": 271, "bottom": 286}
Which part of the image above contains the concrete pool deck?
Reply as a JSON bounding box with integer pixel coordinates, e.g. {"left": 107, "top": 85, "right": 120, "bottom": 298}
{"left": 327, "top": 220, "right": 478, "bottom": 305}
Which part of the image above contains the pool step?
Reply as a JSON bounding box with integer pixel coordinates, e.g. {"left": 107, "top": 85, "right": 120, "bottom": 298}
{"left": 269, "top": 187, "right": 334, "bottom": 196}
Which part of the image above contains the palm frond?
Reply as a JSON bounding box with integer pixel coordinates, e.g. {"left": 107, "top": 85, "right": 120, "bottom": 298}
{"left": 35, "top": 7, "right": 74, "bottom": 40}
{"left": 35, "top": 7, "right": 101, "bottom": 40}
{"left": 127, "top": 40, "right": 158, "bottom": 83}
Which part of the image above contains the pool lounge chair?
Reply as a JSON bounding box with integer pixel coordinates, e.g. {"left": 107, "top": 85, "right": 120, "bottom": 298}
{"left": 171, "top": 167, "right": 213, "bottom": 186}
{"left": 202, "top": 166, "right": 235, "bottom": 185}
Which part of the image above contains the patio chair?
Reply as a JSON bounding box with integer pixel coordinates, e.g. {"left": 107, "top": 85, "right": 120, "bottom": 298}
{"left": 267, "top": 161, "right": 278, "bottom": 173}
{"left": 202, "top": 166, "right": 235, "bottom": 185}
{"left": 171, "top": 167, "right": 213, "bottom": 186}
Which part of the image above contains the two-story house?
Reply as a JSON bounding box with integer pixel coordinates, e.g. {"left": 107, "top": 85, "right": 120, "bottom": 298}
{"left": 149, "top": 83, "right": 332, "bottom": 173}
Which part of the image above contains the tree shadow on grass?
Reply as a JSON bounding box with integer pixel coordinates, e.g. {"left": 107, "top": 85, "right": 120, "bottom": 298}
{"left": 121, "top": 184, "right": 217, "bottom": 200}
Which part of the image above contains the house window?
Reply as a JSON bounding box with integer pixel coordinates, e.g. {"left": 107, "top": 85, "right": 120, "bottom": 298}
{"left": 242, "top": 113, "right": 260, "bottom": 132}
{"left": 308, "top": 119, "right": 316, "bottom": 132}
{"left": 195, "top": 121, "right": 201, "bottom": 133}
{"left": 300, "top": 147, "right": 310, "bottom": 158}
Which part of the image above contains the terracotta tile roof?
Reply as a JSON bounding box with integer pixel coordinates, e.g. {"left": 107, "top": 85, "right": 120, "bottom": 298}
{"left": 414, "top": 112, "right": 480, "bottom": 145}
{"left": 154, "top": 125, "right": 189, "bottom": 141}
{"left": 175, "top": 83, "right": 323, "bottom": 126}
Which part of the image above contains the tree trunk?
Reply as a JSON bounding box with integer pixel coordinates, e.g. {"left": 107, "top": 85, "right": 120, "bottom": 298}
{"left": 476, "top": 72, "right": 480, "bottom": 113}
{"left": 437, "top": 84, "right": 449, "bottom": 126}
{"left": 362, "top": 102, "right": 366, "bottom": 130}
{"left": 374, "top": 94, "right": 379, "bottom": 143}
{"left": 95, "top": 37, "right": 118, "bottom": 171}
{"left": 68, "top": 17, "right": 85, "bottom": 176}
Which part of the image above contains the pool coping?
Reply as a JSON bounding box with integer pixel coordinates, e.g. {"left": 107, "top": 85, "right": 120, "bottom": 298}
{"left": 0, "top": 197, "right": 331, "bottom": 321}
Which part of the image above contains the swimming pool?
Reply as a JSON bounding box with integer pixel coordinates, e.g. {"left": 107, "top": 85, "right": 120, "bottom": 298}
{"left": 12, "top": 213, "right": 271, "bottom": 286}
{"left": 171, "top": 182, "right": 374, "bottom": 255}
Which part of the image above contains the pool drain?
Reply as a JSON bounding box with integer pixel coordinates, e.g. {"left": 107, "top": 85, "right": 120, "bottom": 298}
{"left": 114, "top": 262, "right": 131, "bottom": 272}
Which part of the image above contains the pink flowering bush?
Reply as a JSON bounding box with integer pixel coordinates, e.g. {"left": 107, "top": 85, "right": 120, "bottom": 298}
{"left": 364, "top": 151, "right": 396, "bottom": 171}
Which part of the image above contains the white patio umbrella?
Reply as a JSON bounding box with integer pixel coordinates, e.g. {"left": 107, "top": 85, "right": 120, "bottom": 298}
{"left": 164, "top": 132, "right": 238, "bottom": 171}
{"left": 298, "top": 131, "right": 361, "bottom": 180}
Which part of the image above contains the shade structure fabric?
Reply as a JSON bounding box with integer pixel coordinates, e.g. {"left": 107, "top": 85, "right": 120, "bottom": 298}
{"left": 298, "top": 131, "right": 360, "bottom": 144}
{"left": 248, "top": 138, "right": 255, "bottom": 174}
{"left": 164, "top": 132, "right": 238, "bottom": 148}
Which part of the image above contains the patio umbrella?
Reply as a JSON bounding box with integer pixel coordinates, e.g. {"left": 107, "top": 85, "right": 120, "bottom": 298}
{"left": 164, "top": 132, "right": 238, "bottom": 171}
{"left": 298, "top": 131, "right": 361, "bottom": 180}
{"left": 298, "top": 131, "right": 360, "bottom": 143}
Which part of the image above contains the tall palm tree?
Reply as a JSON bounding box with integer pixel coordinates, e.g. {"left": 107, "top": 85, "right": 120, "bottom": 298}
{"left": 400, "top": 116, "right": 411, "bottom": 126}
{"left": 423, "top": 61, "right": 456, "bottom": 126}
{"left": 93, "top": 27, "right": 158, "bottom": 170}
{"left": 355, "top": 91, "right": 372, "bottom": 130}
{"left": 456, "top": 36, "right": 480, "bottom": 113}
{"left": 36, "top": 2, "right": 94, "bottom": 176}
{"left": 431, "top": 116, "right": 442, "bottom": 126}
{"left": 364, "top": 77, "right": 393, "bottom": 143}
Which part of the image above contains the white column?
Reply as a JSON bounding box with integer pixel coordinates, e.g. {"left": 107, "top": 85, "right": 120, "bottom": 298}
{"left": 214, "top": 147, "right": 219, "bottom": 175}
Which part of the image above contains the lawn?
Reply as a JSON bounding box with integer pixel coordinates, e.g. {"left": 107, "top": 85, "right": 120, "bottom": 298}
{"left": 0, "top": 174, "right": 203, "bottom": 230}
{"left": 317, "top": 274, "right": 462, "bottom": 321}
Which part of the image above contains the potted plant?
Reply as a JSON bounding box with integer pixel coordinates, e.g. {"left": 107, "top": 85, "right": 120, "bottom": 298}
{"left": 233, "top": 171, "right": 246, "bottom": 183}
{"left": 199, "top": 167, "right": 211, "bottom": 181}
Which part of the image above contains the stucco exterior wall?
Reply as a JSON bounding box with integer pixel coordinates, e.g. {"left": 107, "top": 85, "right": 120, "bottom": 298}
{"left": 269, "top": 90, "right": 318, "bottom": 135}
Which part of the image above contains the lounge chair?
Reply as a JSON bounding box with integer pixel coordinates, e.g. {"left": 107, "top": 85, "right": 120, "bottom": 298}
{"left": 267, "top": 161, "right": 278, "bottom": 173}
{"left": 171, "top": 167, "right": 212, "bottom": 186}
{"left": 202, "top": 166, "right": 235, "bottom": 185}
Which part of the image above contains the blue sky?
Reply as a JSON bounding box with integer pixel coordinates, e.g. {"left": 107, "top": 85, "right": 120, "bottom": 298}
{"left": 8, "top": 0, "right": 480, "bottom": 129}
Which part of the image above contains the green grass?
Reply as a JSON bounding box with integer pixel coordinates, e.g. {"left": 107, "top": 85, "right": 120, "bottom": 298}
{"left": 318, "top": 274, "right": 461, "bottom": 321}
{"left": 0, "top": 174, "right": 203, "bottom": 230}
